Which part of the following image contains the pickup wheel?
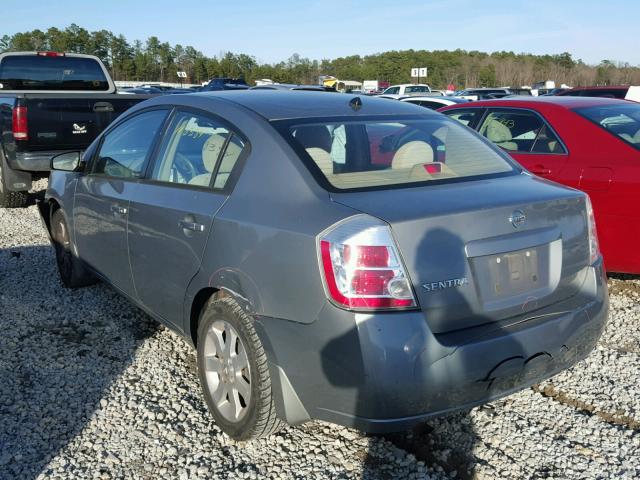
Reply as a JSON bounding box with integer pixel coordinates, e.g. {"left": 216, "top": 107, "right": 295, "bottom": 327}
{"left": 0, "top": 160, "right": 28, "bottom": 208}
{"left": 51, "top": 209, "right": 96, "bottom": 288}
{"left": 197, "top": 296, "right": 285, "bottom": 440}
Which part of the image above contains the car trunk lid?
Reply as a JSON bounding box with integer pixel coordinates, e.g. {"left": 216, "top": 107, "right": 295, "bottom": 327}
{"left": 330, "top": 174, "right": 590, "bottom": 334}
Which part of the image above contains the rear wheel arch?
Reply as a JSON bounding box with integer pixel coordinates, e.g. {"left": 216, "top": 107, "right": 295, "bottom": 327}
{"left": 189, "top": 287, "right": 220, "bottom": 347}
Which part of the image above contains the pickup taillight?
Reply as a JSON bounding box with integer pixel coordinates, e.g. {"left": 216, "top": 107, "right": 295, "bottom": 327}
{"left": 12, "top": 106, "right": 28, "bottom": 141}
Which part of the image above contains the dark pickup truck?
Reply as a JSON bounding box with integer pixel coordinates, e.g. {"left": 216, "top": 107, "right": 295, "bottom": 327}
{"left": 0, "top": 51, "right": 152, "bottom": 207}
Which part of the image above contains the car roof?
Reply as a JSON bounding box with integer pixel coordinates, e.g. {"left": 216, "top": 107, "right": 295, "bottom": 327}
{"left": 563, "top": 85, "right": 630, "bottom": 91}
{"left": 441, "top": 96, "right": 633, "bottom": 110}
{"left": 193, "top": 90, "right": 431, "bottom": 120}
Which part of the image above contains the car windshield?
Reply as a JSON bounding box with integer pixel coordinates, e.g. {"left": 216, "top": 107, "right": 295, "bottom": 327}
{"left": 574, "top": 104, "right": 640, "bottom": 150}
{"left": 0, "top": 55, "right": 109, "bottom": 91}
{"left": 284, "top": 117, "right": 516, "bottom": 190}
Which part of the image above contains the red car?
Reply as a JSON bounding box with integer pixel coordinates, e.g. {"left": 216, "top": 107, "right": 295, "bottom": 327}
{"left": 439, "top": 97, "right": 640, "bottom": 273}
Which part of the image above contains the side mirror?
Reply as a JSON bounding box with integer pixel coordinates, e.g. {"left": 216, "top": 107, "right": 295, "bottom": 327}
{"left": 51, "top": 151, "right": 83, "bottom": 172}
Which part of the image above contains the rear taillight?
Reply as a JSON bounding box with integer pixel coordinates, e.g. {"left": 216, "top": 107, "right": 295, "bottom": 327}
{"left": 37, "top": 51, "right": 65, "bottom": 57}
{"left": 585, "top": 196, "right": 599, "bottom": 264}
{"left": 319, "top": 215, "right": 417, "bottom": 310}
{"left": 12, "top": 106, "right": 28, "bottom": 140}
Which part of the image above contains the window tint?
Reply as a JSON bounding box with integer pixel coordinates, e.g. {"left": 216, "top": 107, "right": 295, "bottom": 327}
{"left": 152, "top": 112, "right": 235, "bottom": 187}
{"left": 443, "top": 108, "right": 483, "bottom": 127}
{"left": 94, "top": 110, "right": 167, "bottom": 178}
{"left": 0, "top": 55, "right": 109, "bottom": 91}
{"left": 287, "top": 118, "right": 514, "bottom": 190}
{"left": 478, "top": 110, "right": 565, "bottom": 153}
{"left": 574, "top": 104, "right": 640, "bottom": 150}
{"left": 384, "top": 87, "right": 400, "bottom": 94}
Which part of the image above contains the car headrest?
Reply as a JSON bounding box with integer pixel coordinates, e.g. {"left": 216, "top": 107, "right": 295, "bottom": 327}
{"left": 485, "top": 119, "right": 513, "bottom": 143}
{"left": 305, "top": 147, "right": 333, "bottom": 176}
{"left": 294, "top": 126, "right": 332, "bottom": 152}
{"left": 391, "top": 141, "right": 434, "bottom": 170}
{"left": 202, "top": 134, "right": 227, "bottom": 172}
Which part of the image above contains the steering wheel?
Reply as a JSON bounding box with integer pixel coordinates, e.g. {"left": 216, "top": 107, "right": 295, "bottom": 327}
{"left": 171, "top": 153, "right": 199, "bottom": 183}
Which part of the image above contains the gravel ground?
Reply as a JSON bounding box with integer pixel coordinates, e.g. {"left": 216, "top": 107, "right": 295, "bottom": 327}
{"left": 0, "top": 180, "right": 638, "bottom": 480}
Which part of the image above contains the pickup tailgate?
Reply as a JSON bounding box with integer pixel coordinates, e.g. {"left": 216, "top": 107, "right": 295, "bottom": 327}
{"left": 21, "top": 94, "right": 153, "bottom": 150}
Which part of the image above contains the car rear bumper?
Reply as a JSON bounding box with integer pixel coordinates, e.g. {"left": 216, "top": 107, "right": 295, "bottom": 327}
{"left": 256, "top": 261, "right": 608, "bottom": 432}
{"left": 10, "top": 151, "right": 58, "bottom": 172}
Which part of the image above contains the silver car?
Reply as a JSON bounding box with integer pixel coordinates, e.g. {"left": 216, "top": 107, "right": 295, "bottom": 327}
{"left": 41, "top": 91, "right": 608, "bottom": 440}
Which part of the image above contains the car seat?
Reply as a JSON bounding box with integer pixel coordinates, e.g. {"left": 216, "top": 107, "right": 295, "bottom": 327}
{"left": 484, "top": 119, "right": 518, "bottom": 151}
{"left": 189, "top": 133, "right": 227, "bottom": 186}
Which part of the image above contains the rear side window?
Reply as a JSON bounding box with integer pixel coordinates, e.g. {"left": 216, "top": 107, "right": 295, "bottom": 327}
{"left": 93, "top": 110, "right": 168, "bottom": 178}
{"left": 0, "top": 55, "right": 109, "bottom": 91}
{"left": 286, "top": 117, "right": 514, "bottom": 191}
{"left": 150, "top": 111, "right": 245, "bottom": 189}
{"left": 574, "top": 104, "right": 640, "bottom": 150}
{"left": 477, "top": 110, "right": 565, "bottom": 154}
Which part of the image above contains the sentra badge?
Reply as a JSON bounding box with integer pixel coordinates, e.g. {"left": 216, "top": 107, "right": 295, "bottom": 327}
{"left": 422, "top": 277, "right": 469, "bottom": 292}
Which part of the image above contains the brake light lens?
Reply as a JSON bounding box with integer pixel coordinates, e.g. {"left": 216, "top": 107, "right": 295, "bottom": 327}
{"left": 585, "top": 196, "right": 599, "bottom": 264}
{"left": 319, "top": 215, "right": 417, "bottom": 310}
{"left": 37, "top": 51, "right": 65, "bottom": 57}
{"left": 12, "top": 106, "right": 28, "bottom": 140}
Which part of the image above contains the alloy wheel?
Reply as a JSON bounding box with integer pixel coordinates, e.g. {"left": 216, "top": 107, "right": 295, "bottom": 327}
{"left": 202, "top": 320, "right": 252, "bottom": 423}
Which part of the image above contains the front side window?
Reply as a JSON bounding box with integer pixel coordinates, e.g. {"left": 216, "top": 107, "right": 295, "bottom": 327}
{"left": 93, "top": 110, "right": 168, "bottom": 178}
{"left": 285, "top": 117, "right": 515, "bottom": 191}
{"left": 383, "top": 87, "right": 400, "bottom": 95}
{"left": 574, "top": 104, "right": 640, "bottom": 150}
{"left": 442, "top": 108, "right": 484, "bottom": 127}
{"left": 150, "top": 111, "right": 245, "bottom": 189}
{"left": 477, "top": 110, "right": 565, "bottom": 154}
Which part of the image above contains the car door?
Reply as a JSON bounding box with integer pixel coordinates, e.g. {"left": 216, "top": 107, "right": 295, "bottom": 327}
{"left": 126, "top": 109, "right": 247, "bottom": 327}
{"left": 475, "top": 108, "right": 568, "bottom": 181}
{"left": 73, "top": 108, "right": 169, "bottom": 295}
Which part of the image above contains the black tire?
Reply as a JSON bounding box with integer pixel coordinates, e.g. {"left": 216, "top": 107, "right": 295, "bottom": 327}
{"left": 0, "top": 160, "right": 28, "bottom": 208}
{"left": 51, "top": 209, "right": 96, "bottom": 288}
{"left": 197, "top": 296, "right": 284, "bottom": 440}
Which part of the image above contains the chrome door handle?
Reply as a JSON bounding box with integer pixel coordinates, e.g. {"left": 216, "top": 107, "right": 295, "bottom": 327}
{"left": 179, "top": 220, "right": 205, "bottom": 232}
{"left": 110, "top": 204, "right": 128, "bottom": 215}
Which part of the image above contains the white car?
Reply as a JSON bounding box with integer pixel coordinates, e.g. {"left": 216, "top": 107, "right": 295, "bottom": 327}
{"left": 399, "top": 96, "right": 470, "bottom": 110}
{"left": 381, "top": 84, "right": 431, "bottom": 96}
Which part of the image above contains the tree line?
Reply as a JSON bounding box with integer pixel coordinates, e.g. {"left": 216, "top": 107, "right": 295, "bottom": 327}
{"left": 2, "top": 24, "right": 639, "bottom": 88}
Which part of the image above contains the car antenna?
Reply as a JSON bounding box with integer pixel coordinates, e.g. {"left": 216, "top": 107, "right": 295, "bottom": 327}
{"left": 349, "top": 96, "right": 362, "bottom": 112}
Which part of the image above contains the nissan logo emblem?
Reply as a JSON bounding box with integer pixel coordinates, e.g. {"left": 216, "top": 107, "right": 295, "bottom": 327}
{"left": 509, "top": 210, "right": 526, "bottom": 228}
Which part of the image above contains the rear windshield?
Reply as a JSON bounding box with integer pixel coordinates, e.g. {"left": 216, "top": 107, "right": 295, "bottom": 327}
{"left": 285, "top": 117, "right": 515, "bottom": 190}
{"left": 0, "top": 55, "right": 109, "bottom": 91}
{"left": 574, "top": 104, "right": 640, "bottom": 150}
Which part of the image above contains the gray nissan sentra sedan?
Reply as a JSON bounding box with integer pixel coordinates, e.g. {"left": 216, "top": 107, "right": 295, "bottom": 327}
{"left": 40, "top": 91, "right": 608, "bottom": 440}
